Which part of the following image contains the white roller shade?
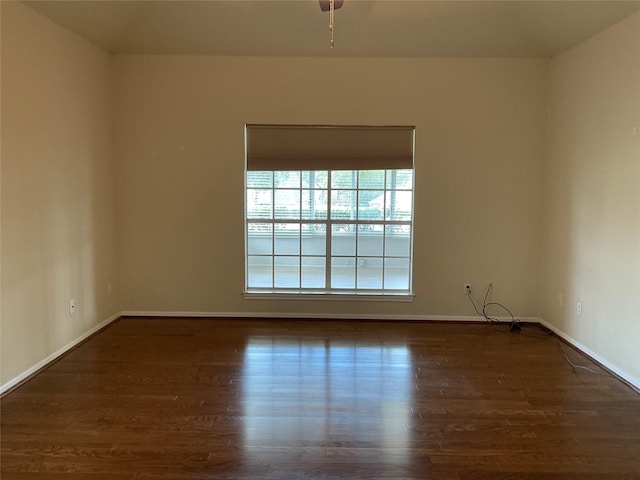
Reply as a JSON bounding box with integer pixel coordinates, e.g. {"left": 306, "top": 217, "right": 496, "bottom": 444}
{"left": 246, "top": 125, "right": 414, "bottom": 171}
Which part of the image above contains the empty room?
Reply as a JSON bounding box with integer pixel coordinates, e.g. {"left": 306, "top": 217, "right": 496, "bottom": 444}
{"left": 1, "top": 0, "right": 639, "bottom": 478}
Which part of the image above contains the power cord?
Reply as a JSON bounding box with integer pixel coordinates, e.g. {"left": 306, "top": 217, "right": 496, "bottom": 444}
{"left": 557, "top": 342, "right": 608, "bottom": 376}
{"left": 466, "top": 284, "right": 553, "bottom": 337}
{"left": 466, "top": 283, "right": 519, "bottom": 330}
{"left": 467, "top": 284, "right": 607, "bottom": 376}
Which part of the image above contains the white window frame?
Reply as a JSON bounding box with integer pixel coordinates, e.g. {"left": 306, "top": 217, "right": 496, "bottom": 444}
{"left": 244, "top": 169, "right": 415, "bottom": 300}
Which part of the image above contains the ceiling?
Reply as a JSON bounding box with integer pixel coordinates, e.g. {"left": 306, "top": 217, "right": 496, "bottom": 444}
{"left": 23, "top": 0, "right": 640, "bottom": 58}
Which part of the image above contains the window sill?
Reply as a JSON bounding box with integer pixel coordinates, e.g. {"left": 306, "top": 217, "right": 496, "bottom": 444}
{"left": 243, "top": 291, "right": 415, "bottom": 302}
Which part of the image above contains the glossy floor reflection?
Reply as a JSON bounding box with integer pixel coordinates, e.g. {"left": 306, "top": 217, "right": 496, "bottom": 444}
{"left": 242, "top": 338, "right": 411, "bottom": 465}
{"left": 2, "top": 318, "right": 640, "bottom": 480}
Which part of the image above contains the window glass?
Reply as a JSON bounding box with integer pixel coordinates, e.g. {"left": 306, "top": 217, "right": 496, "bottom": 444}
{"left": 331, "top": 224, "right": 356, "bottom": 256}
{"left": 358, "top": 170, "right": 385, "bottom": 189}
{"left": 331, "top": 170, "right": 357, "bottom": 189}
{"left": 301, "top": 190, "right": 327, "bottom": 220}
{"left": 358, "top": 190, "right": 384, "bottom": 221}
{"left": 246, "top": 169, "right": 413, "bottom": 294}
{"left": 331, "top": 258, "right": 355, "bottom": 289}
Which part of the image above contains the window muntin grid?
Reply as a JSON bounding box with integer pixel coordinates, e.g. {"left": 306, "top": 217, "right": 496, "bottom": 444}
{"left": 246, "top": 169, "right": 413, "bottom": 294}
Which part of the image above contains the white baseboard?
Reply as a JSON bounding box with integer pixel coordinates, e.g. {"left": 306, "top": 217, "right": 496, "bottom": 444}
{"left": 539, "top": 318, "right": 640, "bottom": 392}
{"left": 120, "top": 310, "right": 540, "bottom": 323}
{"left": 0, "top": 312, "right": 121, "bottom": 395}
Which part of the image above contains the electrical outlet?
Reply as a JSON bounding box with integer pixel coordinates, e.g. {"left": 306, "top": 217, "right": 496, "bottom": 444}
{"left": 464, "top": 283, "right": 472, "bottom": 295}
{"left": 577, "top": 302, "right": 582, "bottom": 317}
{"left": 69, "top": 298, "right": 76, "bottom": 315}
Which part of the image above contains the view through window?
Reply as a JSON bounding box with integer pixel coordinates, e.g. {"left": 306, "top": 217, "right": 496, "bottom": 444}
{"left": 246, "top": 169, "right": 413, "bottom": 293}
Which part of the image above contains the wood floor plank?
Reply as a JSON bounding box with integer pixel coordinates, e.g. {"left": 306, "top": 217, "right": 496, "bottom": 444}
{"left": 2, "top": 318, "right": 639, "bottom": 479}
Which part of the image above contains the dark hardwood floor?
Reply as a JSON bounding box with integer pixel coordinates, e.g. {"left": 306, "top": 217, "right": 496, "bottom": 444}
{"left": 2, "top": 318, "right": 639, "bottom": 479}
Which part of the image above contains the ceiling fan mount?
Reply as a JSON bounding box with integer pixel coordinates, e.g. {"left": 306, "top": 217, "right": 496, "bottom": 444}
{"left": 319, "top": 0, "right": 344, "bottom": 12}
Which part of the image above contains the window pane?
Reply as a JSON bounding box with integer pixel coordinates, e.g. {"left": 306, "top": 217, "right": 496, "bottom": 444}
{"left": 385, "top": 225, "right": 411, "bottom": 257}
{"left": 274, "top": 223, "right": 300, "bottom": 255}
{"left": 358, "top": 190, "right": 384, "bottom": 220}
{"left": 302, "top": 171, "right": 328, "bottom": 189}
{"left": 274, "top": 190, "right": 300, "bottom": 219}
{"left": 274, "top": 256, "right": 299, "bottom": 288}
{"left": 246, "top": 189, "right": 272, "bottom": 219}
{"left": 245, "top": 167, "right": 413, "bottom": 294}
{"left": 386, "top": 169, "right": 413, "bottom": 190}
{"left": 247, "top": 256, "right": 272, "bottom": 288}
{"left": 247, "top": 223, "right": 272, "bottom": 254}
{"left": 247, "top": 171, "right": 272, "bottom": 188}
{"left": 274, "top": 171, "right": 300, "bottom": 188}
{"left": 331, "top": 257, "right": 355, "bottom": 289}
{"left": 386, "top": 191, "right": 412, "bottom": 221}
{"left": 302, "top": 257, "right": 325, "bottom": 288}
{"left": 302, "top": 190, "right": 328, "bottom": 220}
{"left": 358, "top": 170, "right": 385, "bottom": 189}
{"left": 358, "top": 225, "right": 383, "bottom": 256}
{"left": 302, "top": 224, "right": 326, "bottom": 255}
{"left": 384, "top": 258, "right": 410, "bottom": 290}
{"left": 357, "top": 257, "right": 383, "bottom": 289}
{"left": 330, "top": 190, "right": 356, "bottom": 220}
{"left": 332, "top": 224, "right": 356, "bottom": 255}
{"left": 331, "top": 170, "right": 357, "bottom": 189}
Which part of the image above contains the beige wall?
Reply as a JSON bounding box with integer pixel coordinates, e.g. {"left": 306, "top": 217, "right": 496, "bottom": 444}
{"left": 113, "top": 55, "right": 548, "bottom": 317}
{"left": 5, "top": 2, "right": 637, "bottom": 391}
{"left": 542, "top": 12, "right": 640, "bottom": 384}
{"left": 1, "top": 3, "right": 119, "bottom": 386}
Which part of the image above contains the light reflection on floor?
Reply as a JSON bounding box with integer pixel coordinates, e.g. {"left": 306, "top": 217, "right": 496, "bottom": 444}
{"left": 242, "top": 337, "right": 412, "bottom": 466}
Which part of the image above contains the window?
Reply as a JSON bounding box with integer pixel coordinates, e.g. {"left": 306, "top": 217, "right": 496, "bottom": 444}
{"left": 245, "top": 125, "right": 414, "bottom": 296}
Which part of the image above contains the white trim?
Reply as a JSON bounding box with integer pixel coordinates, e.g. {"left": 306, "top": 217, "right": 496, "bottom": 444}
{"left": 539, "top": 318, "right": 640, "bottom": 391}
{"left": 120, "top": 310, "right": 539, "bottom": 323}
{"left": 243, "top": 292, "right": 415, "bottom": 302}
{"left": 0, "top": 313, "right": 121, "bottom": 395}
